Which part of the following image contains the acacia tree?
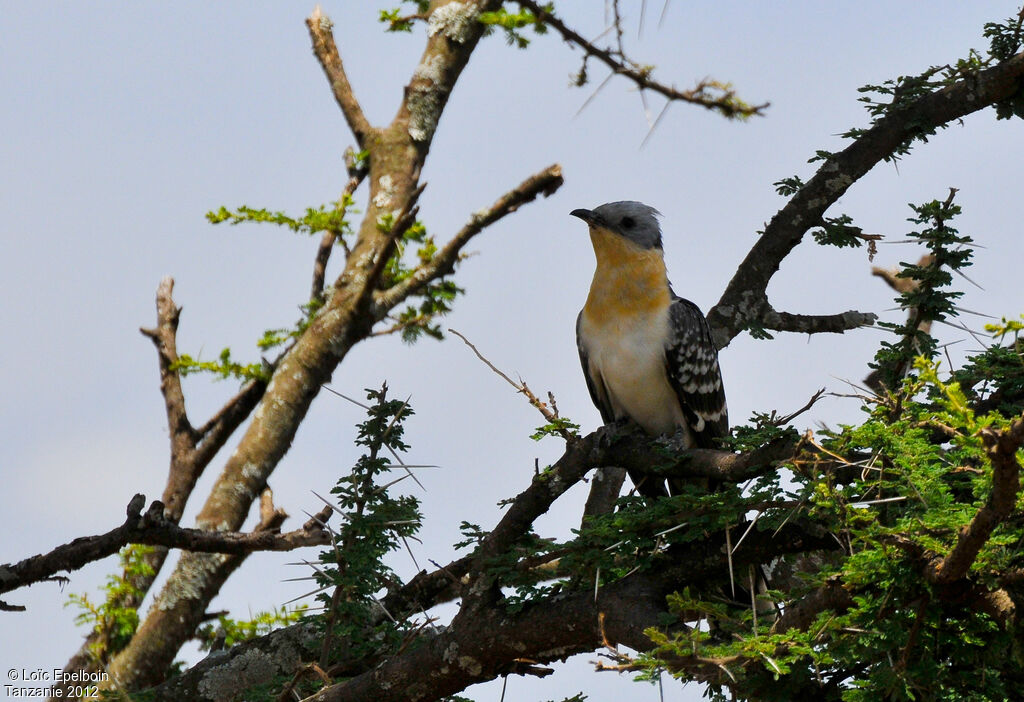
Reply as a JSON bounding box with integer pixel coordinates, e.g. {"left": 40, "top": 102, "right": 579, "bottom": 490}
{"left": 4, "top": 3, "right": 1024, "bottom": 701}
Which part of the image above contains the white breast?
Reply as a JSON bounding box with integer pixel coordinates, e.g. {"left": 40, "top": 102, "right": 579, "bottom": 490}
{"left": 580, "top": 306, "right": 693, "bottom": 442}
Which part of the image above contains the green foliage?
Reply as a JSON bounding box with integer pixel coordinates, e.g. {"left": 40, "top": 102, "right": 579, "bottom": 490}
{"left": 178, "top": 197, "right": 359, "bottom": 384}
{"left": 984, "top": 12, "right": 1024, "bottom": 61}
{"left": 454, "top": 521, "right": 488, "bottom": 550}
{"left": 66, "top": 545, "right": 156, "bottom": 664}
{"left": 984, "top": 9, "right": 1024, "bottom": 122}
{"left": 849, "top": 18, "right": 1024, "bottom": 158}
{"left": 744, "top": 320, "right": 775, "bottom": 341}
{"left": 479, "top": 4, "right": 550, "bottom": 48}
{"left": 627, "top": 344, "right": 1024, "bottom": 699}
{"left": 811, "top": 213, "right": 866, "bottom": 249}
{"left": 987, "top": 314, "right": 1024, "bottom": 342}
{"left": 854, "top": 64, "right": 959, "bottom": 161}
{"left": 530, "top": 416, "right": 581, "bottom": 441}
{"left": 948, "top": 318, "right": 1024, "bottom": 418}
{"left": 257, "top": 297, "right": 324, "bottom": 351}
{"left": 195, "top": 606, "right": 307, "bottom": 651}
{"left": 772, "top": 175, "right": 804, "bottom": 196}
{"left": 721, "top": 412, "right": 800, "bottom": 454}
{"left": 377, "top": 217, "right": 464, "bottom": 342}
{"left": 870, "top": 195, "right": 973, "bottom": 390}
{"left": 172, "top": 346, "right": 269, "bottom": 383}
{"left": 379, "top": 2, "right": 430, "bottom": 33}
{"left": 311, "top": 384, "right": 423, "bottom": 663}
{"left": 206, "top": 196, "right": 355, "bottom": 239}
{"left": 806, "top": 149, "right": 835, "bottom": 164}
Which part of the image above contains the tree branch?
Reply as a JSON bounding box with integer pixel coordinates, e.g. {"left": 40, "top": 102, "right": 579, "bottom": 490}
{"left": 306, "top": 7, "right": 374, "bottom": 148}
{"left": 515, "top": 0, "right": 768, "bottom": 119}
{"left": 103, "top": 5, "right": 506, "bottom": 686}
{"left": 301, "top": 520, "right": 837, "bottom": 702}
{"left": 192, "top": 379, "right": 266, "bottom": 468}
{"left": 929, "top": 415, "right": 1024, "bottom": 584}
{"left": 373, "top": 163, "right": 564, "bottom": 313}
{"left": 139, "top": 277, "right": 195, "bottom": 453}
{"left": 771, "top": 576, "right": 853, "bottom": 634}
{"left": 706, "top": 50, "right": 1024, "bottom": 349}
{"left": 0, "top": 496, "right": 332, "bottom": 600}
{"left": 601, "top": 428, "right": 798, "bottom": 484}
{"left": 311, "top": 154, "right": 367, "bottom": 303}
{"left": 60, "top": 279, "right": 269, "bottom": 684}
{"left": 760, "top": 307, "right": 878, "bottom": 336}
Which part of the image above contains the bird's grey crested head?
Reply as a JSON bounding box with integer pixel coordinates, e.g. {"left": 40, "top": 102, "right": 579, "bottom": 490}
{"left": 570, "top": 201, "right": 663, "bottom": 250}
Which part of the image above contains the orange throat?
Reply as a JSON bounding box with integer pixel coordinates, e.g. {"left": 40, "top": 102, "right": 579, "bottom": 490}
{"left": 582, "top": 227, "right": 671, "bottom": 324}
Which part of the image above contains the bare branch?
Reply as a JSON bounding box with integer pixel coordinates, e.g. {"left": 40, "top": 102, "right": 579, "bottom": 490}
{"left": 192, "top": 379, "right": 266, "bottom": 468}
{"left": 306, "top": 7, "right": 374, "bottom": 147}
{"left": 312, "top": 155, "right": 368, "bottom": 303}
{"left": 0, "top": 496, "right": 332, "bottom": 601}
{"left": 761, "top": 307, "right": 878, "bottom": 336}
{"left": 773, "top": 387, "right": 827, "bottom": 427}
{"left": 706, "top": 50, "right": 1024, "bottom": 349}
{"left": 517, "top": 0, "right": 768, "bottom": 119}
{"left": 60, "top": 279, "right": 269, "bottom": 682}
{"left": 373, "top": 164, "right": 563, "bottom": 313}
{"left": 139, "top": 276, "right": 195, "bottom": 454}
{"left": 448, "top": 328, "right": 576, "bottom": 441}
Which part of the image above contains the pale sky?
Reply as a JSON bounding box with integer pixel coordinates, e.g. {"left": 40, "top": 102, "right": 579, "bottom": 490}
{"left": 2, "top": 3, "right": 1022, "bottom": 700}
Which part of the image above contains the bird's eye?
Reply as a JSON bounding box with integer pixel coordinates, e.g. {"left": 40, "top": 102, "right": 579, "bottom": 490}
{"left": 621, "top": 216, "right": 636, "bottom": 228}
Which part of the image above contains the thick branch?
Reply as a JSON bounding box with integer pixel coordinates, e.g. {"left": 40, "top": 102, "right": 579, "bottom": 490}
{"left": 706, "top": 50, "right": 1024, "bottom": 349}
{"left": 457, "top": 430, "right": 599, "bottom": 611}
{"left": 0, "top": 496, "right": 332, "bottom": 599}
{"left": 105, "top": 5, "right": 503, "bottom": 686}
{"left": 373, "top": 164, "right": 563, "bottom": 313}
{"left": 929, "top": 415, "right": 1024, "bottom": 584}
{"left": 772, "top": 577, "right": 853, "bottom": 634}
{"left": 306, "top": 7, "right": 374, "bottom": 147}
{"left": 302, "top": 521, "right": 837, "bottom": 702}
{"left": 602, "top": 428, "right": 797, "bottom": 483}
{"left": 142, "top": 498, "right": 837, "bottom": 701}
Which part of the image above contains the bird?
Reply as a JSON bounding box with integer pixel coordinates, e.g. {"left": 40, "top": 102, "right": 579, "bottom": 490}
{"left": 572, "top": 200, "right": 729, "bottom": 497}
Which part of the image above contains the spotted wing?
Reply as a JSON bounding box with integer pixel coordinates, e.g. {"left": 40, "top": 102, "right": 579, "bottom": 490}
{"left": 663, "top": 296, "right": 729, "bottom": 448}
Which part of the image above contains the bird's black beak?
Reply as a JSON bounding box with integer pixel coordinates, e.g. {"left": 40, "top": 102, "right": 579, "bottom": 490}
{"left": 570, "top": 208, "right": 598, "bottom": 226}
